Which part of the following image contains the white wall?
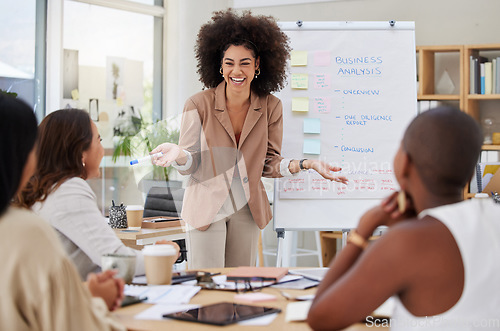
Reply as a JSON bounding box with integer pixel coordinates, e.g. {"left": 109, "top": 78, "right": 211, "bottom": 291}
{"left": 165, "top": 0, "right": 500, "bottom": 117}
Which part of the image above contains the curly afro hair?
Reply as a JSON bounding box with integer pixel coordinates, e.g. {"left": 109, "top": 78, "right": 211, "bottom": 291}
{"left": 195, "top": 9, "right": 291, "bottom": 96}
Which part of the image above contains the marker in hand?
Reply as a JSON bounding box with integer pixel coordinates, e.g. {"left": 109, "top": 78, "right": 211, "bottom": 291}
{"left": 130, "top": 152, "right": 163, "bottom": 166}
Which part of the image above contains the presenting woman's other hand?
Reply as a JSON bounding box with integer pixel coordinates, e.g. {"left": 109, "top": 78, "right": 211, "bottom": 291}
{"left": 308, "top": 160, "right": 349, "bottom": 184}
{"left": 150, "top": 143, "right": 184, "bottom": 167}
{"left": 154, "top": 240, "right": 181, "bottom": 259}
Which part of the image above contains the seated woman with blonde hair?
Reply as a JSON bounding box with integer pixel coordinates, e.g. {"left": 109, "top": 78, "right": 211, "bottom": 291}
{"left": 308, "top": 106, "right": 500, "bottom": 330}
{"left": 0, "top": 94, "right": 124, "bottom": 330}
{"left": 17, "top": 108, "right": 178, "bottom": 280}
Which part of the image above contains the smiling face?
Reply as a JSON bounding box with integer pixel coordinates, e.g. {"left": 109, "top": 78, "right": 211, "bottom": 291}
{"left": 221, "top": 44, "right": 260, "bottom": 95}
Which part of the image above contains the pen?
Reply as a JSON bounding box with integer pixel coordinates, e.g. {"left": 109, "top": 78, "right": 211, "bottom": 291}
{"left": 130, "top": 152, "right": 163, "bottom": 165}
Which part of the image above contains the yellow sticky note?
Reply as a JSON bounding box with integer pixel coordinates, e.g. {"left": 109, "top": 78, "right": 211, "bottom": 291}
{"left": 291, "top": 51, "right": 308, "bottom": 66}
{"left": 116, "top": 97, "right": 123, "bottom": 106}
{"left": 292, "top": 97, "right": 309, "bottom": 112}
{"left": 291, "top": 73, "right": 308, "bottom": 89}
{"left": 71, "top": 89, "right": 79, "bottom": 100}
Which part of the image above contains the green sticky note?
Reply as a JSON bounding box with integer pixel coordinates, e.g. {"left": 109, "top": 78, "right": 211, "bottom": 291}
{"left": 292, "top": 97, "right": 309, "bottom": 112}
{"left": 291, "top": 73, "right": 308, "bottom": 89}
{"left": 291, "top": 51, "right": 308, "bottom": 66}
{"left": 303, "top": 139, "right": 321, "bottom": 155}
{"left": 303, "top": 118, "right": 321, "bottom": 134}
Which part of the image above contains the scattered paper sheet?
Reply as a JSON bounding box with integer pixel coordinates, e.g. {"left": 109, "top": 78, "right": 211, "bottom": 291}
{"left": 271, "top": 278, "right": 319, "bottom": 290}
{"left": 124, "top": 284, "right": 201, "bottom": 305}
{"left": 135, "top": 304, "right": 200, "bottom": 320}
{"left": 285, "top": 300, "right": 312, "bottom": 322}
{"left": 131, "top": 275, "right": 147, "bottom": 284}
{"left": 373, "top": 297, "right": 395, "bottom": 317}
{"left": 238, "top": 313, "right": 278, "bottom": 326}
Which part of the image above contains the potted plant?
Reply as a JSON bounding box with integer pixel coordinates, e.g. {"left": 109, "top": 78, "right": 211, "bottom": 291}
{"left": 0, "top": 89, "right": 18, "bottom": 98}
{"left": 112, "top": 110, "right": 181, "bottom": 193}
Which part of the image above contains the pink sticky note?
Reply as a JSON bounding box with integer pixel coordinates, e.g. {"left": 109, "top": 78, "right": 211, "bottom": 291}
{"left": 314, "top": 97, "right": 331, "bottom": 114}
{"left": 313, "top": 74, "right": 331, "bottom": 90}
{"left": 314, "top": 51, "right": 330, "bottom": 66}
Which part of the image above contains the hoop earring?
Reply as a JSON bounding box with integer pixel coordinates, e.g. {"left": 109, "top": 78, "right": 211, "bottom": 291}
{"left": 255, "top": 68, "right": 260, "bottom": 79}
{"left": 220, "top": 67, "right": 224, "bottom": 78}
{"left": 397, "top": 190, "right": 406, "bottom": 213}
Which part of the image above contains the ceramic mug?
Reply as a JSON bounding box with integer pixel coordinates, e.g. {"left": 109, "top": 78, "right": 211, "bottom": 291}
{"left": 101, "top": 254, "right": 136, "bottom": 284}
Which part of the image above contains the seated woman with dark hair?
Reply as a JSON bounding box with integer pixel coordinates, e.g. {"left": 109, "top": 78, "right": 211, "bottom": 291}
{"left": 16, "top": 108, "right": 178, "bottom": 280}
{"left": 0, "top": 95, "right": 125, "bottom": 330}
{"left": 308, "top": 106, "right": 500, "bottom": 330}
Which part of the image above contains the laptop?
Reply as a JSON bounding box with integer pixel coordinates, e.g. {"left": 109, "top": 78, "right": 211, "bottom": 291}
{"left": 289, "top": 267, "right": 329, "bottom": 281}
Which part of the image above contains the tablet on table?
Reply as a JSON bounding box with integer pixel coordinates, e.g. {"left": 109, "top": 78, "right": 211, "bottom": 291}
{"left": 163, "top": 302, "right": 281, "bottom": 326}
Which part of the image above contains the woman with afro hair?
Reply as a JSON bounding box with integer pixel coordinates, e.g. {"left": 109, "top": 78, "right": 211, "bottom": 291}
{"left": 152, "top": 9, "right": 347, "bottom": 268}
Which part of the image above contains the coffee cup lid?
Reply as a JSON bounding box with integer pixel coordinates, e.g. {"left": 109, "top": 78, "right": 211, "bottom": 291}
{"left": 142, "top": 244, "right": 177, "bottom": 256}
{"left": 126, "top": 205, "right": 144, "bottom": 211}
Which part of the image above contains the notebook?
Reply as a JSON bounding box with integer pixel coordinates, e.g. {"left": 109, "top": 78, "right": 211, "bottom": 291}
{"left": 226, "top": 267, "right": 288, "bottom": 282}
{"left": 288, "top": 267, "right": 329, "bottom": 281}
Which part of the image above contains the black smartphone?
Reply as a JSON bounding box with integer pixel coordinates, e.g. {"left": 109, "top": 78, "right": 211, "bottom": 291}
{"left": 171, "top": 270, "right": 199, "bottom": 284}
{"left": 121, "top": 295, "right": 147, "bottom": 307}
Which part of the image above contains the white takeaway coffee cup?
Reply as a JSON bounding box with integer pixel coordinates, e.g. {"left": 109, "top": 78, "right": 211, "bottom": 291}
{"left": 126, "top": 205, "right": 144, "bottom": 230}
{"left": 142, "top": 244, "right": 178, "bottom": 285}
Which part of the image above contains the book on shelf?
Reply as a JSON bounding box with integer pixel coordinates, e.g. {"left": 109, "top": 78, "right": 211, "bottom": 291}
{"left": 485, "top": 62, "right": 492, "bottom": 94}
{"left": 493, "top": 59, "right": 497, "bottom": 94}
{"left": 496, "top": 56, "right": 500, "bottom": 94}
{"left": 480, "top": 62, "right": 486, "bottom": 94}
{"left": 469, "top": 56, "right": 476, "bottom": 94}
{"left": 470, "top": 55, "right": 488, "bottom": 94}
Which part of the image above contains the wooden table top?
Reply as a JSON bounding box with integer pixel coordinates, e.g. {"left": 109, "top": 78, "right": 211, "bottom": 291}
{"left": 113, "top": 227, "right": 185, "bottom": 240}
{"left": 112, "top": 268, "right": 379, "bottom": 331}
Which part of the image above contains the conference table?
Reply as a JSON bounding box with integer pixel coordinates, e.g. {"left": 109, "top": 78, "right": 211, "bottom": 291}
{"left": 112, "top": 268, "right": 384, "bottom": 331}
{"left": 113, "top": 226, "right": 185, "bottom": 250}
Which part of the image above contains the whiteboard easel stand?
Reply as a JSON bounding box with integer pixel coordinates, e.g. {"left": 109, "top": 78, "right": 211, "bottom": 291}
{"left": 275, "top": 228, "right": 324, "bottom": 268}
{"left": 273, "top": 19, "right": 416, "bottom": 267}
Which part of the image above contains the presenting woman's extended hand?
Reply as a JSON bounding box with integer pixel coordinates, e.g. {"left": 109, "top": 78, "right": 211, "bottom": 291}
{"left": 150, "top": 143, "right": 185, "bottom": 167}
{"left": 308, "top": 160, "right": 349, "bottom": 184}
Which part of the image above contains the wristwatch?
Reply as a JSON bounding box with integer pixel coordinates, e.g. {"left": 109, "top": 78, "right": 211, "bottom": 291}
{"left": 299, "top": 159, "right": 307, "bottom": 170}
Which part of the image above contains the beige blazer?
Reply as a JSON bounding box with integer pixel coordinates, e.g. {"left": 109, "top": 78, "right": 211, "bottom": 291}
{"left": 178, "top": 82, "right": 284, "bottom": 230}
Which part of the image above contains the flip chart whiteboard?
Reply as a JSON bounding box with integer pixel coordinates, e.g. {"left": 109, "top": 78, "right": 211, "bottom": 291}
{"left": 273, "top": 21, "right": 417, "bottom": 230}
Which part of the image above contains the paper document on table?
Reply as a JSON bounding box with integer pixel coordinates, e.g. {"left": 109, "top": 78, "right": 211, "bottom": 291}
{"left": 135, "top": 304, "right": 200, "bottom": 320}
{"left": 238, "top": 313, "right": 278, "bottom": 326}
{"left": 271, "top": 276, "right": 319, "bottom": 290}
{"left": 124, "top": 284, "right": 201, "bottom": 304}
{"left": 131, "top": 275, "right": 147, "bottom": 284}
{"left": 285, "top": 300, "right": 312, "bottom": 322}
{"left": 373, "top": 297, "right": 395, "bottom": 318}
{"left": 289, "top": 267, "right": 329, "bottom": 281}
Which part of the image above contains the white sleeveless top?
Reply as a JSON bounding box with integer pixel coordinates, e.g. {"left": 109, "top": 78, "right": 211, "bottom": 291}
{"left": 391, "top": 199, "right": 500, "bottom": 330}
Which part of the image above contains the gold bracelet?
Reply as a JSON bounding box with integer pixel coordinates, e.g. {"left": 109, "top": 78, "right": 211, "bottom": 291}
{"left": 347, "top": 229, "right": 369, "bottom": 250}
